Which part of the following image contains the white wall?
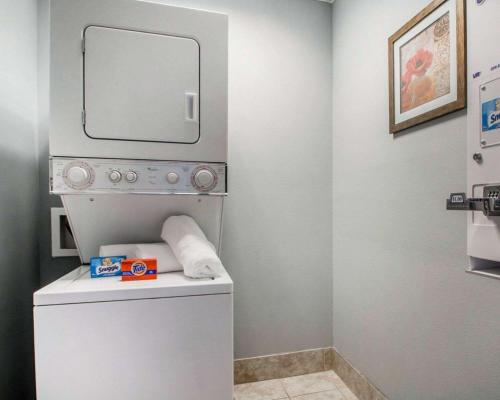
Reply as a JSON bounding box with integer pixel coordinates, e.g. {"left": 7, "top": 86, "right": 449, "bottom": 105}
{"left": 39, "top": 0, "right": 334, "bottom": 359}
{"left": 0, "top": 0, "right": 39, "bottom": 398}
{"left": 332, "top": 1, "right": 500, "bottom": 399}
{"left": 37, "top": 0, "right": 81, "bottom": 287}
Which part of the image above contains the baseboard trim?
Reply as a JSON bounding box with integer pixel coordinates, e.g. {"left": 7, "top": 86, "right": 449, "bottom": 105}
{"left": 234, "top": 347, "right": 388, "bottom": 400}
{"left": 331, "top": 347, "right": 388, "bottom": 400}
{"left": 234, "top": 347, "right": 333, "bottom": 384}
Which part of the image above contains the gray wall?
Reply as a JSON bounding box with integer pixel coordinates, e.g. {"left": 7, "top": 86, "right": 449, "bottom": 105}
{"left": 332, "top": 1, "right": 500, "bottom": 399}
{"left": 37, "top": 0, "right": 81, "bottom": 287}
{"left": 0, "top": 0, "right": 39, "bottom": 398}
{"left": 38, "top": 0, "right": 333, "bottom": 359}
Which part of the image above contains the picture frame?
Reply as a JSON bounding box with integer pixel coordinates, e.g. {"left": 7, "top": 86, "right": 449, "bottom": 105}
{"left": 388, "top": 0, "right": 466, "bottom": 134}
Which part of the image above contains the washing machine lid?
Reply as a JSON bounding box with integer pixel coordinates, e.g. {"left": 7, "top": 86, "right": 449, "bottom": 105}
{"left": 33, "top": 266, "right": 233, "bottom": 306}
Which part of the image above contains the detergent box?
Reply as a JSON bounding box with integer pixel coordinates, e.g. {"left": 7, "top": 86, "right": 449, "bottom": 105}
{"left": 90, "top": 256, "right": 126, "bottom": 278}
{"left": 121, "top": 258, "right": 157, "bottom": 281}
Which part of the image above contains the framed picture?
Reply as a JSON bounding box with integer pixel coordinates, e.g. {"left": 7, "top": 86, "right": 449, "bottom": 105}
{"left": 388, "top": 0, "right": 466, "bottom": 134}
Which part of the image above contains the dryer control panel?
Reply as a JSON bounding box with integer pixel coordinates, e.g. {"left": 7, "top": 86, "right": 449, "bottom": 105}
{"left": 50, "top": 157, "right": 226, "bottom": 195}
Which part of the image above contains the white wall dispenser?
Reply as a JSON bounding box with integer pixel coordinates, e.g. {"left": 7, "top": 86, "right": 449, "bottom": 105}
{"left": 446, "top": 0, "right": 500, "bottom": 278}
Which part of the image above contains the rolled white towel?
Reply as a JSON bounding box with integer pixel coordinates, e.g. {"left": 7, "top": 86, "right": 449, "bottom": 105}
{"left": 174, "top": 234, "right": 224, "bottom": 278}
{"left": 161, "top": 215, "right": 223, "bottom": 279}
{"left": 99, "top": 244, "right": 137, "bottom": 259}
{"left": 135, "top": 243, "right": 182, "bottom": 273}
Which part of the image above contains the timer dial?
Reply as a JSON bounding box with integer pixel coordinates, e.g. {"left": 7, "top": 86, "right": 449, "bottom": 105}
{"left": 63, "top": 161, "right": 94, "bottom": 190}
{"left": 191, "top": 166, "right": 218, "bottom": 192}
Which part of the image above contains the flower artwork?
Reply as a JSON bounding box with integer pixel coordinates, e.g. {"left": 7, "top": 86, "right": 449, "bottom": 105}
{"left": 400, "top": 13, "right": 450, "bottom": 113}
{"left": 388, "top": 0, "right": 465, "bottom": 134}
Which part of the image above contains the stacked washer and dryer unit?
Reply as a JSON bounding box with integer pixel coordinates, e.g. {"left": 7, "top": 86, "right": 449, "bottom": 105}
{"left": 34, "top": 0, "right": 233, "bottom": 399}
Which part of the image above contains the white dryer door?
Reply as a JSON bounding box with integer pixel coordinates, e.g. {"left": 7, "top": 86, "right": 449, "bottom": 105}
{"left": 84, "top": 26, "right": 200, "bottom": 143}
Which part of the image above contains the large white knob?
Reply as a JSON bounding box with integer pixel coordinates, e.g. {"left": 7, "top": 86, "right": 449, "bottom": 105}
{"left": 63, "top": 161, "right": 94, "bottom": 190}
{"left": 192, "top": 168, "right": 217, "bottom": 191}
{"left": 67, "top": 166, "right": 89, "bottom": 185}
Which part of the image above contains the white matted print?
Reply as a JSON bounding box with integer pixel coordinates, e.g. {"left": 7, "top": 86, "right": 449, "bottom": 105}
{"left": 388, "top": 0, "right": 465, "bottom": 133}
{"left": 395, "top": 0, "right": 456, "bottom": 124}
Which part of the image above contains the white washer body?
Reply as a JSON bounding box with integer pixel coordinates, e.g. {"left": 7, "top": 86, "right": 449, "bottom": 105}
{"left": 34, "top": 266, "right": 233, "bottom": 400}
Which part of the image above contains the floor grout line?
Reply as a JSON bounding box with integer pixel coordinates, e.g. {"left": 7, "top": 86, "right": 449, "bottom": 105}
{"left": 280, "top": 379, "right": 347, "bottom": 399}
{"left": 287, "top": 387, "right": 347, "bottom": 399}
{"left": 279, "top": 377, "right": 292, "bottom": 399}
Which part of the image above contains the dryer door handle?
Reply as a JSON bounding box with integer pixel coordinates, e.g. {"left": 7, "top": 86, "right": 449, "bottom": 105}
{"left": 185, "top": 92, "right": 199, "bottom": 123}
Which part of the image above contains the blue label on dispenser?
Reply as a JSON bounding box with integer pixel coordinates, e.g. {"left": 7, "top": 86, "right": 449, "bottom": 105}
{"left": 482, "top": 98, "right": 500, "bottom": 132}
{"left": 90, "top": 256, "right": 126, "bottom": 278}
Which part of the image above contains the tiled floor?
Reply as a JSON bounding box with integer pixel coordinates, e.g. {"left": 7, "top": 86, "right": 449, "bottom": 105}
{"left": 233, "top": 371, "right": 359, "bottom": 400}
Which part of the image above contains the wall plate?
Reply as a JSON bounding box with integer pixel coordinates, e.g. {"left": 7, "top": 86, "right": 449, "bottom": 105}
{"left": 51, "top": 208, "right": 78, "bottom": 257}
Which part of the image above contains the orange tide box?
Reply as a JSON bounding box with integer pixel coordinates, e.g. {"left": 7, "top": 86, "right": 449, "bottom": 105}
{"left": 121, "top": 259, "right": 157, "bottom": 281}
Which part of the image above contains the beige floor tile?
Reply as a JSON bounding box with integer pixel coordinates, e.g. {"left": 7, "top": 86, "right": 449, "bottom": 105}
{"left": 234, "top": 379, "right": 288, "bottom": 400}
{"left": 338, "top": 386, "right": 358, "bottom": 400}
{"left": 329, "top": 373, "right": 345, "bottom": 386}
{"left": 326, "top": 372, "right": 354, "bottom": 395}
{"left": 291, "top": 389, "right": 345, "bottom": 399}
{"left": 332, "top": 379, "right": 349, "bottom": 391}
{"left": 282, "top": 371, "right": 338, "bottom": 397}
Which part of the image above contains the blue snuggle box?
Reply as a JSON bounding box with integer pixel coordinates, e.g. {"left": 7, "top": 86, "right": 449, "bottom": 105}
{"left": 482, "top": 97, "right": 500, "bottom": 133}
{"left": 90, "top": 256, "right": 126, "bottom": 278}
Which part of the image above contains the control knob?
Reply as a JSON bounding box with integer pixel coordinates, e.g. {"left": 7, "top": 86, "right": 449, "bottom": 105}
{"left": 125, "top": 171, "right": 138, "bottom": 183}
{"left": 166, "top": 172, "right": 179, "bottom": 184}
{"left": 191, "top": 167, "right": 217, "bottom": 192}
{"left": 108, "top": 170, "right": 122, "bottom": 183}
{"left": 63, "top": 161, "right": 94, "bottom": 190}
